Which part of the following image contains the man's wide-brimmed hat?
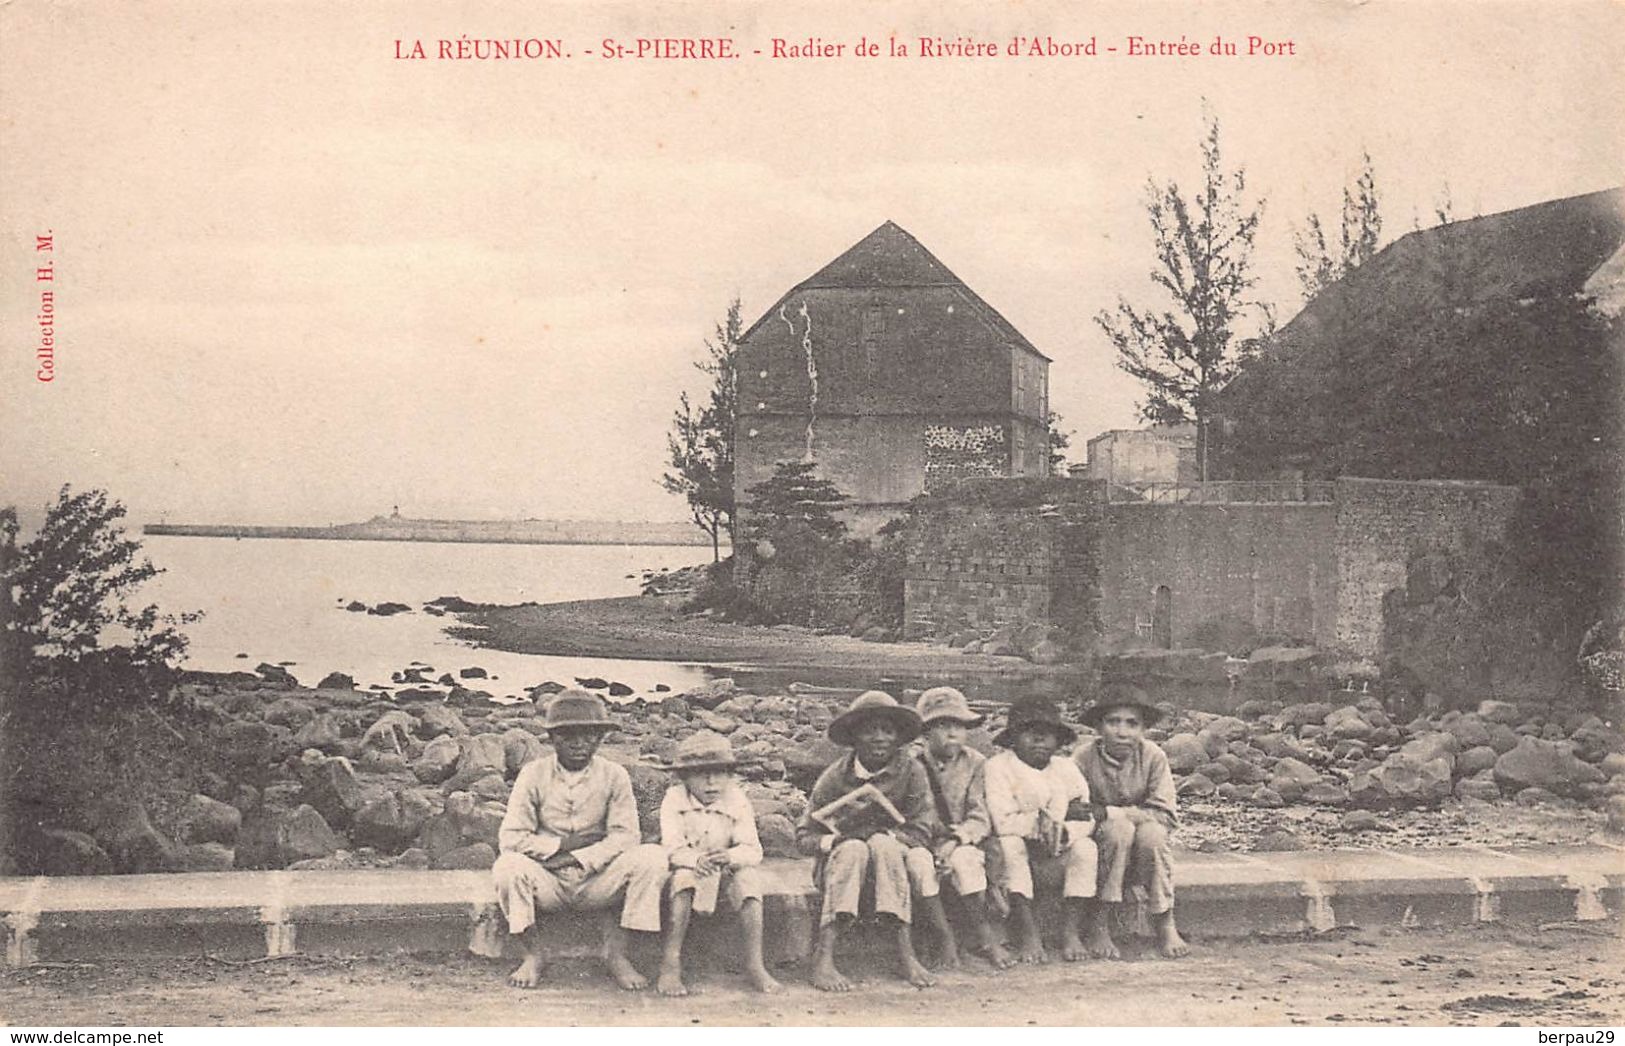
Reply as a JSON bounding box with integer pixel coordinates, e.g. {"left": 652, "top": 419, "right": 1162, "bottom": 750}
{"left": 828, "top": 690, "right": 923, "bottom": 747}
{"left": 540, "top": 689, "right": 618, "bottom": 732}
{"left": 994, "top": 693, "right": 1078, "bottom": 749}
{"left": 916, "top": 686, "right": 984, "bottom": 727}
{"left": 649, "top": 730, "right": 750, "bottom": 773}
{"left": 1080, "top": 684, "right": 1165, "bottom": 730}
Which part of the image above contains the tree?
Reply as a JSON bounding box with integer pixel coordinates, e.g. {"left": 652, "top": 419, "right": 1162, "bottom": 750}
{"left": 740, "top": 460, "right": 850, "bottom": 555}
{"left": 2, "top": 487, "right": 205, "bottom": 874}
{"left": 1046, "top": 410, "right": 1074, "bottom": 473}
{"left": 1293, "top": 151, "right": 1382, "bottom": 299}
{"left": 1095, "top": 110, "right": 1265, "bottom": 481}
{"left": 662, "top": 297, "right": 741, "bottom": 561}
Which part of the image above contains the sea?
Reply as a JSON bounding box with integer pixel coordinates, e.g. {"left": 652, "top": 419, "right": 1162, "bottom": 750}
{"left": 141, "top": 535, "right": 724, "bottom": 699}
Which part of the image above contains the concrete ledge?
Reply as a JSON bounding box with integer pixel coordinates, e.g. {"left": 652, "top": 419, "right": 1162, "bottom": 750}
{"left": 3, "top": 845, "right": 1620, "bottom": 967}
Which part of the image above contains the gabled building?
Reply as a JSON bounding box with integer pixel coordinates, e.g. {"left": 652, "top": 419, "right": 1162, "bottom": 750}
{"left": 735, "top": 221, "right": 1051, "bottom": 536}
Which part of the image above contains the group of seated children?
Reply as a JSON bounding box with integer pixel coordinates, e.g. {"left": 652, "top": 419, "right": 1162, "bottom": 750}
{"left": 491, "top": 682, "right": 1184, "bottom": 994}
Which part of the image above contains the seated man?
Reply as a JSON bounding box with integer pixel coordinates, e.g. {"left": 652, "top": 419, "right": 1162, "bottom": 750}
{"left": 907, "top": 686, "right": 1013, "bottom": 970}
{"left": 796, "top": 690, "right": 939, "bottom": 992}
{"left": 1076, "top": 686, "right": 1187, "bottom": 959}
{"left": 492, "top": 689, "right": 669, "bottom": 990}
{"left": 984, "top": 693, "right": 1098, "bottom": 964}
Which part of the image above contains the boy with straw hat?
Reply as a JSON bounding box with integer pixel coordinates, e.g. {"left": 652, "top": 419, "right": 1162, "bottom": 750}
{"left": 492, "top": 689, "right": 669, "bottom": 991}
{"left": 796, "top": 690, "right": 939, "bottom": 992}
{"left": 907, "top": 686, "right": 1014, "bottom": 971}
{"left": 649, "top": 730, "right": 781, "bottom": 996}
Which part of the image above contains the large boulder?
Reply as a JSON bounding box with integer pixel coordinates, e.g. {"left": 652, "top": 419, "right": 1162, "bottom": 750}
{"left": 1444, "top": 714, "right": 1493, "bottom": 750}
{"left": 1270, "top": 757, "right": 1323, "bottom": 788}
{"left": 359, "top": 710, "right": 418, "bottom": 756}
{"left": 414, "top": 792, "right": 504, "bottom": 857}
{"left": 757, "top": 813, "right": 798, "bottom": 858}
{"left": 90, "top": 800, "right": 175, "bottom": 873}
{"left": 291, "top": 712, "right": 346, "bottom": 754}
{"left": 1395, "top": 732, "right": 1460, "bottom": 772}
{"left": 681, "top": 677, "right": 737, "bottom": 711}
{"left": 317, "top": 672, "right": 356, "bottom": 690}
{"left": 262, "top": 697, "right": 316, "bottom": 729}
{"left": 1162, "top": 733, "right": 1208, "bottom": 774}
{"left": 1349, "top": 756, "right": 1453, "bottom": 808}
{"left": 1456, "top": 745, "right": 1500, "bottom": 777}
{"left": 431, "top": 842, "right": 497, "bottom": 870}
{"left": 1323, "top": 706, "right": 1374, "bottom": 741}
{"left": 31, "top": 828, "right": 113, "bottom": 876}
{"left": 442, "top": 734, "right": 509, "bottom": 792}
{"left": 1493, "top": 737, "right": 1607, "bottom": 797}
{"left": 1477, "top": 700, "right": 1524, "bottom": 725}
{"left": 299, "top": 756, "right": 386, "bottom": 829}
{"left": 256, "top": 663, "right": 299, "bottom": 687}
{"left": 236, "top": 804, "right": 342, "bottom": 869}
{"left": 1280, "top": 702, "right": 1336, "bottom": 728}
{"left": 352, "top": 790, "right": 435, "bottom": 852}
{"left": 1455, "top": 771, "right": 1503, "bottom": 802}
{"left": 412, "top": 735, "right": 463, "bottom": 784}
{"left": 182, "top": 793, "right": 243, "bottom": 845}
{"left": 416, "top": 704, "right": 469, "bottom": 741}
{"left": 783, "top": 737, "right": 844, "bottom": 793}
{"left": 501, "top": 728, "right": 547, "bottom": 777}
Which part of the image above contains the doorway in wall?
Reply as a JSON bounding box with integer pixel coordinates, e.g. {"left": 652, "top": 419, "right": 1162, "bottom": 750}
{"left": 1153, "top": 585, "right": 1172, "bottom": 649}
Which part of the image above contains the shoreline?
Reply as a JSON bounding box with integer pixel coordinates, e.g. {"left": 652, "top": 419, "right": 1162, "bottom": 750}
{"left": 447, "top": 593, "right": 1087, "bottom": 687}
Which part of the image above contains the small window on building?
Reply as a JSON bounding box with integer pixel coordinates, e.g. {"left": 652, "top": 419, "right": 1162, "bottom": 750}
{"left": 861, "top": 304, "right": 886, "bottom": 361}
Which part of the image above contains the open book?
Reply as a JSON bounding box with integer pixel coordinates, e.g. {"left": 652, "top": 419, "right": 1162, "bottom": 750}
{"left": 811, "top": 783, "right": 906, "bottom": 836}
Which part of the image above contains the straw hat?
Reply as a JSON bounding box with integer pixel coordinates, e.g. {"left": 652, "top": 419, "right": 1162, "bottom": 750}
{"left": 915, "top": 686, "right": 984, "bottom": 727}
{"left": 649, "top": 730, "right": 750, "bottom": 773}
{"left": 828, "top": 690, "right": 923, "bottom": 747}
{"left": 539, "top": 689, "right": 618, "bottom": 732}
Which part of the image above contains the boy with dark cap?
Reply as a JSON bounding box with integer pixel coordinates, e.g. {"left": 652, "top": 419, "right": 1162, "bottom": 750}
{"left": 796, "top": 690, "right": 938, "bottom": 992}
{"left": 1075, "top": 685, "right": 1187, "bottom": 958}
{"left": 492, "top": 690, "right": 670, "bottom": 990}
{"left": 983, "top": 693, "right": 1097, "bottom": 964}
{"left": 650, "top": 730, "right": 781, "bottom": 996}
{"left": 907, "top": 686, "right": 1014, "bottom": 970}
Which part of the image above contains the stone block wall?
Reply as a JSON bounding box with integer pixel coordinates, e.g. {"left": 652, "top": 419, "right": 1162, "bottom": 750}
{"left": 1333, "top": 477, "right": 1521, "bottom": 661}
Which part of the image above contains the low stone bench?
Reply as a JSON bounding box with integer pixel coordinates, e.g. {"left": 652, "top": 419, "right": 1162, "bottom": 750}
{"left": 4, "top": 845, "right": 1620, "bottom": 968}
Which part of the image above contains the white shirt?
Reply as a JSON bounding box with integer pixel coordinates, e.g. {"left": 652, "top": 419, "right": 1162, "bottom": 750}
{"left": 983, "top": 749, "right": 1091, "bottom": 838}
{"left": 658, "top": 781, "right": 763, "bottom": 870}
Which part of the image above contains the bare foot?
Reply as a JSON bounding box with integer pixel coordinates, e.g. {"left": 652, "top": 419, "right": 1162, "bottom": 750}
{"left": 982, "top": 941, "right": 1018, "bottom": 970}
{"left": 902, "top": 955, "right": 937, "bottom": 988}
{"left": 931, "top": 943, "right": 963, "bottom": 971}
{"left": 1158, "top": 924, "right": 1190, "bottom": 958}
{"left": 1017, "top": 939, "right": 1048, "bottom": 965}
{"left": 606, "top": 953, "right": 649, "bottom": 991}
{"left": 1060, "top": 932, "right": 1088, "bottom": 962}
{"left": 508, "top": 955, "right": 545, "bottom": 989}
{"left": 812, "top": 956, "right": 852, "bottom": 992}
{"left": 1085, "top": 924, "right": 1121, "bottom": 960}
{"left": 656, "top": 962, "right": 688, "bottom": 997}
{"left": 748, "top": 966, "right": 784, "bottom": 994}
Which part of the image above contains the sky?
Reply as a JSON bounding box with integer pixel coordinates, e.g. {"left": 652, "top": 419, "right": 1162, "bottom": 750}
{"left": 3, "top": 0, "right": 1622, "bottom": 530}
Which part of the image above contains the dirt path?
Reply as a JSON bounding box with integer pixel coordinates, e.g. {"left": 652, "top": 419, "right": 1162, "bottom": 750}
{"left": 449, "top": 595, "right": 1082, "bottom": 685}
{"left": 5, "top": 922, "right": 1620, "bottom": 1026}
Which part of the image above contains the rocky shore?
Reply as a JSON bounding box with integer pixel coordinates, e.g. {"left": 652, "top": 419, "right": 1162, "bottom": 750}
{"left": 25, "top": 659, "right": 1624, "bottom": 877}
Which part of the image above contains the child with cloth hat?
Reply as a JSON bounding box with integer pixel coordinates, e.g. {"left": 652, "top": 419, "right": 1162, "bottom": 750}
{"left": 906, "top": 686, "right": 1014, "bottom": 971}
{"left": 492, "top": 689, "right": 670, "bottom": 991}
{"left": 983, "top": 692, "right": 1098, "bottom": 964}
{"left": 795, "top": 689, "right": 939, "bottom": 992}
{"left": 1074, "top": 684, "right": 1187, "bottom": 959}
{"left": 649, "top": 730, "right": 782, "bottom": 996}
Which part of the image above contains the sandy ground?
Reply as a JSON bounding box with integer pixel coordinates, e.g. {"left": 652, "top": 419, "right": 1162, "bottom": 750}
{"left": 5, "top": 921, "right": 1621, "bottom": 1027}
{"left": 448, "top": 595, "right": 1081, "bottom": 685}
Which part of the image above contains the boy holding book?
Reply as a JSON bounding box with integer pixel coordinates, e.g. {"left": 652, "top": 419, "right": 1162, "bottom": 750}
{"left": 651, "top": 730, "right": 782, "bottom": 996}
{"left": 983, "top": 693, "right": 1098, "bottom": 964}
{"left": 1075, "top": 686, "right": 1187, "bottom": 959}
{"left": 907, "top": 687, "right": 1014, "bottom": 970}
{"left": 796, "top": 690, "right": 939, "bottom": 992}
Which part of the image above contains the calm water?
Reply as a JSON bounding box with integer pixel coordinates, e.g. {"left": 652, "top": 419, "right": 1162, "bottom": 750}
{"left": 142, "top": 536, "right": 720, "bottom": 697}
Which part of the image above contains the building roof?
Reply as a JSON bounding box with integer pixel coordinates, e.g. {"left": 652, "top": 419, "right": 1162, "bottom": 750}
{"left": 1277, "top": 185, "right": 1625, "bottom": 343}
{"left": 741, "top": 220, "right": 1050, "bottom": 361}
